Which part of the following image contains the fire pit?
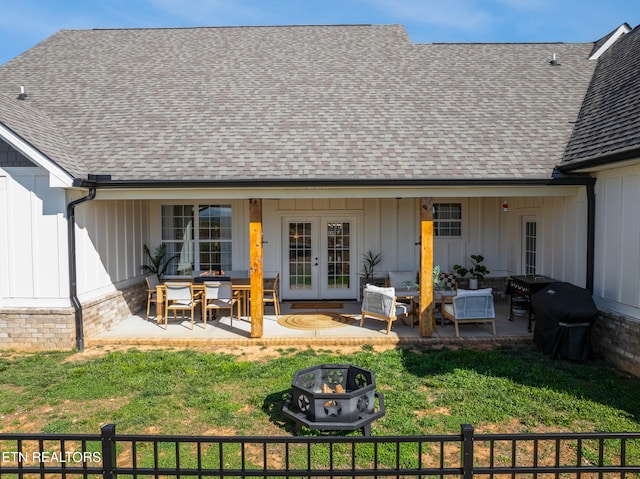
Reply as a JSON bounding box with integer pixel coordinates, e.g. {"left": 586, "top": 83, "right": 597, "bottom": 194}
{"left": 282, "top": 364, "right": 385, "bottom": 435}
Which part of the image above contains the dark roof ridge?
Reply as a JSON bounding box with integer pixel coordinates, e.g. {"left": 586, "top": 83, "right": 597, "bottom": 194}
{"left": 87, "top": 23, "right": 381, "bottom": 33}
{"left": 428, "top": 41, "right": 570, "bottom": 45}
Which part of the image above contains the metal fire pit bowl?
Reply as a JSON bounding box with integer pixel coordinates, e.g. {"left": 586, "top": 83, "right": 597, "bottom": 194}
{"left": 282, "top": 364, "right": 385, "bottom": 435}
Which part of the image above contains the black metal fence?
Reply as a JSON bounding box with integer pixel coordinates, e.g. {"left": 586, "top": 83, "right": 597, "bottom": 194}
{"left": 1, "top": 424, "right": 639, "bottom": 478}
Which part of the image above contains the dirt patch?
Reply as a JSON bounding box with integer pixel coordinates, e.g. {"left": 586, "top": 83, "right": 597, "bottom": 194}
{"left": 66, "top": 344, "right": 398, "bottom": 362}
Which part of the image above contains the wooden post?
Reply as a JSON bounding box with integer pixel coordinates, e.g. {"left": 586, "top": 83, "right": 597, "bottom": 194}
{"left": 419, "top": 198, "right": 434, "bottom": 337}
{"left": 249, "top": 199, "right": 264, "bottom": 338}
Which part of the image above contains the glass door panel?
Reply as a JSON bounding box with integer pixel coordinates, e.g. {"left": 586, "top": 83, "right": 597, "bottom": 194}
{"left": 326, "top": 222, "right": 351, "bottom": 290}
{"left": 288, "top": 222, "right": 313, "bottom": 290}
{"left": 320, "top": 217, "right": 356, "bottom": 299}
{"left": 282, "top": 216, "right": 357, "bottom": 300}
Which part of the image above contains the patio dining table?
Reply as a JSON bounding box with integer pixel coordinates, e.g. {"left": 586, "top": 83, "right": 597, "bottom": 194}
{"left": 155, "top": 276, "right": 274, "bottom": 324}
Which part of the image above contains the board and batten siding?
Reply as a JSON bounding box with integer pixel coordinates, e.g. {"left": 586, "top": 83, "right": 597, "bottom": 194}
{"left": 593, "top": 164, "right": 640, "bottom": 317}
{"left": 74, "top": 198, "right": 150, "bottom": 300}
{"left": 260, "top": 195, "right": 587, "bottom": 284}
{"left": 0, "top": 166, "right": 68, "bottom": 307}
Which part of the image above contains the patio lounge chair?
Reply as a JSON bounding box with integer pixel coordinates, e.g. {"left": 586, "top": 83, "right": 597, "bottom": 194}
{"left": 386, "top": 271, "right": 419, "bottom": 296}
{"left": 360, "top": 284, "right": 410, "bottom": 334}
{"left": 442, "top": 288, "right": 496, "bottom": 337}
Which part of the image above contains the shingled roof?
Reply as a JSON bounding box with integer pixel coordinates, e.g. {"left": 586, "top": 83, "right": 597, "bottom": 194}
{"left": 561, "top": 25, "right": 640, "bottom": 170}
{"left": 0, "top": 24, "right": 598, "bottom": 183}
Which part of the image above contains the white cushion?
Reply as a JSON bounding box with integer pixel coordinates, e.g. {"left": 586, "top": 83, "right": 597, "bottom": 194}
{"left": 364, "top": 284, "right": 395, "bottom": 297}
{"left": 456, "top": 287, "right": 493, "bottom": 297}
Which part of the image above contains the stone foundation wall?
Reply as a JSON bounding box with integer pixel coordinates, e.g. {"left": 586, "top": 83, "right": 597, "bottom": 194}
{"left": 0, "top": 307, "right": 76, "bottom": 350}
{"left": 81, "top": 281, "right": 147, "bottom": 338}
{"left": 591, "top": 309, "right": 640, "bottom": 378}
{"left": 0, "top": 281, "right": 147, "bottom": 351}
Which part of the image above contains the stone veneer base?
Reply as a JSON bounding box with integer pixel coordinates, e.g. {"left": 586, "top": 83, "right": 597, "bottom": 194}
{"left": 0, "top": 281, "right": 146, "bottom": 351}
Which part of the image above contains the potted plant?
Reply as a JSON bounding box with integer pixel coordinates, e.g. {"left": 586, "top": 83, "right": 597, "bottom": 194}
{"left": 142, "top": 244, "right": 177, "bottom": 281}
{"left": 361, "top": 250, "right": 383, "bottom": 282}
{"left": 453, "top": 254, "right": 490, "bottom": 289}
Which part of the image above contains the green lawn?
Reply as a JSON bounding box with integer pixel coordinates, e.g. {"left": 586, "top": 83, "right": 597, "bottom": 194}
{"left": 0, "top": 343, "right": 638, "bottom": 437}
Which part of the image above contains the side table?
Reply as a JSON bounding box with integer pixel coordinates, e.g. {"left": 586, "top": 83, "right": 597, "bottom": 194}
{"left": 435, "top": 290, "right": 457, "bottom": 325}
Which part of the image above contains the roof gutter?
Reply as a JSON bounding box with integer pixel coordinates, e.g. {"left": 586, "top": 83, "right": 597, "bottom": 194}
{"left": 66, "top": 180, "right": 97, "bottom": 352}
{"left": 84, "top": 174, "right": 595, "bottom": 189}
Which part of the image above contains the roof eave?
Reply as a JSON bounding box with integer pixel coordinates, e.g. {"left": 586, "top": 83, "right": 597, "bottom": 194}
{"left": 0, "top": 122, "right": 75, "bottom": 188}
{"left": 558, "top": 149, "right": 640, "bottom": 173}
{"left": 82, "top": 175, "right": 595, "bottom": 190}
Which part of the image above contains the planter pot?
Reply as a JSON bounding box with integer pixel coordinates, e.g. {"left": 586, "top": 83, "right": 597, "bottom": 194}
{"left": 469, "top": 278, "right": 479, "bottom": 290}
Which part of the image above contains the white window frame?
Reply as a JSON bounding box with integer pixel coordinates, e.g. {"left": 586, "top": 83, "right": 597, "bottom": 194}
{"left": 433, "top": 202, "right": 462, "bottom": 237}
{"left": 161, "top": 204, "right": 233, "bottom": 276}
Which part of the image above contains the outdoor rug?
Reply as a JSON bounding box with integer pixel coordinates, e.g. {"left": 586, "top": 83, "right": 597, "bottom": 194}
{"left": 290, "top": 302, "right": 343, "bottom": 309}
{"left": 277, "top": 312, "right": 356, "bottom": 330}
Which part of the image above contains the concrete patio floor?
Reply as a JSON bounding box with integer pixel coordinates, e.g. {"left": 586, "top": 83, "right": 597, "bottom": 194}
{"left": 87, "top": 299, "right": 534, "bottom": 349}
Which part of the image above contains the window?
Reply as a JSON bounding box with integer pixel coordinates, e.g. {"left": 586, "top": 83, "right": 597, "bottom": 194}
{"left": 433, "top": 203, "right": 462, "bottom": 237}
{"left": 524, "top": 220, "right": 537, "bottom": 275}
{"left": 161, "top": 204, "right": 232, "bottom": 276}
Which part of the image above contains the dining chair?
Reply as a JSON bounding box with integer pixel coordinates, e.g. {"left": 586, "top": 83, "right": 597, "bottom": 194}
{"left": 145, "top": 274, "right": 161, "bottom": 321}
{"left": 263, "top": 273, "right": 281, "bottom": 318}
{"left": 202, "top": 282, "right": 238, "bottom": 328}
{"left": 164, "top": 282, "right": 201, "bottom": 330}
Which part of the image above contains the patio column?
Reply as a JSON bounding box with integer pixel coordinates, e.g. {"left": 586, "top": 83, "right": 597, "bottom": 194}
{"left": 418, "top": 198, "right": 434, "bottom": 337}
{"left": 249, "top": 198, "right": 264, "bottom": 338}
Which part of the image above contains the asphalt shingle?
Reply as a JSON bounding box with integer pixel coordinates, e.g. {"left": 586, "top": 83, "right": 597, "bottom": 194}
{"left": 0, "top": 24, "right": 598, "bottom": 182}
{"left": 562, "top": 25, "right": 640, "bottom": 167}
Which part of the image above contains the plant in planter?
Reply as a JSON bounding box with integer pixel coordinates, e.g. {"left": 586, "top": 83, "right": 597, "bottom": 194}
{"left": 141, "top": 244, "right": 177, "bottom": 281}
{"left": 361, "top": 250, "right": 383, "bottom": 282}
{"left": 453, "top": 254, "right": 490, "bottom": 289}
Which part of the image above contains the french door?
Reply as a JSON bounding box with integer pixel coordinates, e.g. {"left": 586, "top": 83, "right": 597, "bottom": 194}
{"left": 282, "top": 216, "right": 357, "bottom": 300}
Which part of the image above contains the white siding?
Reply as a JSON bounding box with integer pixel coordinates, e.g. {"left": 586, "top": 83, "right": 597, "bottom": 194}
{"left": 75, "top": 198, "right": 149, "bottom": 301}
{"left": 593, "top": 165, "right": 640, "bottom": 316}
{"left": 262, "top": 195, "right": 587, "bottom": 283}
{"left": 0, "top": 167, "right": 67, "bottom": 306}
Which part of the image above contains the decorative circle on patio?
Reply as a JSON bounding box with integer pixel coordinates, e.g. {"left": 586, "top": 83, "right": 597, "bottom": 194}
{"left": 277, "top": 312, "right": 356, "bottom": 330}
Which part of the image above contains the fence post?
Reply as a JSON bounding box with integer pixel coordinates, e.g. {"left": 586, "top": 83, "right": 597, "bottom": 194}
{"left": 101, "top": 424, "right": 117, "bottom": 479}
{"left": 461, "top": 424, "right": 474, "bottom": 479}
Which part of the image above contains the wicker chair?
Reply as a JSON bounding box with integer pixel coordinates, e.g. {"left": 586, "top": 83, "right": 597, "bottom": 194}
{"left": 442, "top": 288, "right": 496, "bottom": 337}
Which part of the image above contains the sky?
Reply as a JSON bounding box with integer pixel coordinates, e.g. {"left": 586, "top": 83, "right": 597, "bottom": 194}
{"left": 1, "top": 0, "right": 639, "bottom": 65}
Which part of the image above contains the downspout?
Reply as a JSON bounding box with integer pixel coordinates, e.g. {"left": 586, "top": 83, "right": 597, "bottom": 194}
{"left": 67, "top": 187, "right": 96, "bottom": 351}
{"left": 586, "top": 182, "right": 595, "bottom": 293}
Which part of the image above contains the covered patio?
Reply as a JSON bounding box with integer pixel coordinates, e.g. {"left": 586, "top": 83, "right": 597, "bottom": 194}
{"left": 86, "top": 299, "right": 533, "bottom": 348}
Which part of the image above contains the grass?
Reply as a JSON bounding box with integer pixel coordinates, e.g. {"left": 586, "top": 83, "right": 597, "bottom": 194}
{"left": 0, "top": 344, "right": 639, "bottom": 437}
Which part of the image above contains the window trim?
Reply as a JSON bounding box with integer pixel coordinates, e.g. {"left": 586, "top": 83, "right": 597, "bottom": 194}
{"left": 433, "top": 202, "right": 462, "bottom": 238}
{"left": 160, "top": 203, "right": 233, "bottom": 276}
